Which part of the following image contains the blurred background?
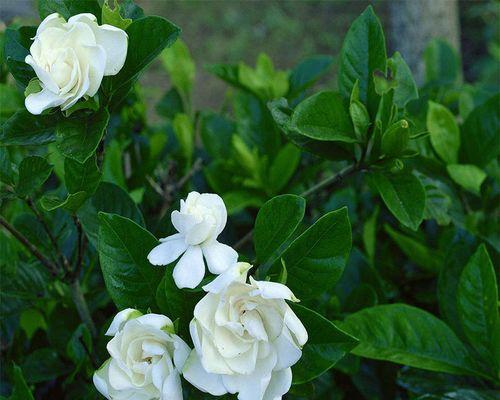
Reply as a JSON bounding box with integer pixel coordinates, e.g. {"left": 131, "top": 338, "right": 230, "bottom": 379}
{"left": 1, "top": 0, "right": 498, "bottom": 115}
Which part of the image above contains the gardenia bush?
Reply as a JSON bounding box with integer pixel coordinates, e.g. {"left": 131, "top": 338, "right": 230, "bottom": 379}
{"left": 0, "top": 0, "right": 498, "bottom": 399}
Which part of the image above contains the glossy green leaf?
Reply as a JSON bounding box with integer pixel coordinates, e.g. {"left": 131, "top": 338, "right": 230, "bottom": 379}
{"left": 267, "top": 143, "right": 300, "bottom": 192}
{"left": 368, "top": 171, "right": 425, "bottom": 231}
{"left": 38, "top": 0, "right": 101, "bottom": 21}
{"left": 40, "top": 191, "right": 87, "bottom": 213}
{"left": 15, "top": 156, "right": 53, "bottom": 197}
{"left": 388, "top": 51, "right": 418, "bottom": 108}
{"left": 446, "top": 164, "right": 486, "bottom": 196}
{"left": 254, "top": 194, "right": 305, "bottom": 265}
{"left": 64, "top": 155, "right": 101, "bottom": 195}
{"left": 98, "top": 213, "right": 163, "bottom": 310}
{"left": 427, "top": 101, "right": 460, "bottom": 164}
{"left": 288, "top": 55, "right": 334, "bottom": 99}
{"left": 381, "top": 119, "right": 410, "bottom": 157}
{"left": 338, "top": 5, "right": 387, "bottom": 116}
{"left": 424, "top": 39, "right": 461, "bottom": 84}
{"left": 77, "top": 182, "right": 144, "bottom": 248}
{"left": 4, "top": 26, "right": 37, "bottom": 87}
{"left": 278, "top": 207, "right": 351, "bottom": 299}
{"left": 291, "top": 304, "right": 358, "bottom": 384}
{"left": 56, "top": 108, "right": 110, "bottom": 163}
{"left": 461, "top": 94, "right": 500, "bottom": 168}
{"left": 457, "top": 245, "right": 499, "bottom": 370}
{"left": 341, "top": 304, "right": 479, "bottom": 376}
{"left": 1, "top": 110, "right": 58, "bottom": 146}
{"left": 199, "top": 112, "right": 234, "bottom": 159}
{"left": 21, "top": 348, "right": 69, "bottom": 383}
{"left": 0, "top": 148, "right": 17, "bottom": 186}
{"left": 291, "top": 91, "right": 356, "bottom": 142}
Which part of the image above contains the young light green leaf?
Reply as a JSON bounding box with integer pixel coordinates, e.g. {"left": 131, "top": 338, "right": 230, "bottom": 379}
{"left": 291, "top": 304, "right": 359, "bottom": 384}
{"left": 349, "top": 99, "right": 370, "bottom": 141}
{"left": 427, "top": 101, "right": 460, "bottom": 164}
{"left": 381, "top": 119, "right": 410, "bottom": 157}
{"left": 461, "top": 94, "right": 500, "bottom": 168}
{"left": 267, "top": 143, "right": 300, "bottom": 193}
{"left": 16, "top": 156, "right": 53, "bottom": 197}
{"left": 446, "top": 164, "right": 486, "bottom": 196}
{"left": 457, "top": 245, "right": 499, "bottom": 371}
{"left": 424, "top": 39, "right": 461, "bottom": 84}
{"left": 64, "top": 155, "right": 101, "bottom": 195}
{"left": 291, "top": 91, "right": 356, "bottom": 142}
{"left": 160, "top": 39, "right": 195, "bottom": 98}
{"left": 172, "top": 113, "right": 194, "bottom": 168}
{"left": 338, "top": 5, "right": 387, "bottom": 116}
{"left": 341, "top": 304, "right": 481, "bottom": 377}
{"left": 277, "top": 207, "right": 352, "bottom": 299}
{"left": 98, "top": 212, "right": 163, "bottom": 310}
{"left": 102, "top": 0, "right": 132, "bottom": 30}
{"left": 77, "top": 182, "right": 144, "bottom": 248}
{"left": 368, "top": 171, "right": 425, "bottom": 231}
{"left": 254, "top": 194, "right": 306, "bottom": 265}
{"left": 56, "top": 108, "right": 110, "bottom": 163}
{"left": 1, "top": 110, "right": 58, "bottom": 146}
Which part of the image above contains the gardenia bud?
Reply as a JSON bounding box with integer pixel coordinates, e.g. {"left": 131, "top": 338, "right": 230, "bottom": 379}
{"left": 183, "top": 263, "right": 308, "bottom": 400}
{"left": 148, "top": 191, "right": 238, "bottom": 289}
{"left": 24, "top": 13, "right": 128, "bottom": 115}
{"left": 93, "top": 309, "right": 190, "bottom": 400}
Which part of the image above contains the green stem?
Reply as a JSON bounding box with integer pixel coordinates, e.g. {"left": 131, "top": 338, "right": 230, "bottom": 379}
{"left": 70, "top": 280, "right": 97, "bottom": 337}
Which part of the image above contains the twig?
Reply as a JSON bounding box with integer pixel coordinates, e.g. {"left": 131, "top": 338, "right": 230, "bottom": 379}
{"left": 0, "top": 215, "right": 59, "bottom": 276}
{"left": 72, "top": 216, "right": 87, "bottom": 280}
{"left": 233, "top": 162, "right": 362, "bottom": 251}
{"left": 70, "top": 280, "right": 97, "bottom": 337}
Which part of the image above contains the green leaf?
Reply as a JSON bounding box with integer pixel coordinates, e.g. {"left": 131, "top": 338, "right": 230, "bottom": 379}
{"left": 4, "top": 27, "right": 37, "bottom": 87}
{"left": 388, "top": 51, "right": 418, "bottom": 108}
{"left": 66, "top": 324, "right": 92, "bottom": 365}
{"left": 98, "top": 213, "right": 163, "bottom": 310}
{"left": 349, "top": 99, "right": 370, "bottom": 141}
{"left": 38, "top": 0, "right": 101, "bottom": 21}
{"left": 56, "top": 108, "right": 110, "bottom": 163}
{"left": 341, "top": 304, "right": 479, "bottom": 376}
{"left": 64, "top": 155, "right": 101, "bottom": 195}
{"left": 384, "top": 224, "right": 443, "bottom": 272}
{"left": 381, "top": 119, "right": 410, "bottom": 158}
{"left": 10, "top": 364, "right": 34, "bottom": 400}
{"left": 424, "top": 39, "right": 461, "bottom": 84}
{"left": 291, "top": 91, "right": 356, "bottom": 142}
{"left": 288, "top": 55, "right": 334, "bottom": 99}
{"left": 291, "top": 304, "right": 358, "bottom": 384}
{"left": 16, "top": 156, "right": 53, "bottom": 197}
{"left": 419, "top": 174, "right": 452, "bottom": 226}
{"left": 199, "top": 112, "right": 234, "bottom": 159}
{"left": 77, "top": 182, "right": 144, "bottom": 248}
{"left": 110, "top": 16, "right": 180, "bottom": 98}
{"left": 102, "top": 0, "right": 132, "bottom": 30}
{"left": 1, "top": 110, "right": 58, "bottom": 146}
{"left": 427, "top": 101, "right": 460, "bottom": 164}
{"left": 21, "top": 348, "right": 69, "bottom": 383}
{"left": 172, "top": 113, "right": 194, "bottom": 168}
{"left": 0, "top": 148, "right": 17, "bottom": 186}
{"left": 338, "top": 5, "right": 387, "bottom": 116}
{"left": 362, "top": 206, "right": 379, "bottom": 264}
{"left": 457, "top": 245, "right": 499, "bottom": 371}
{"left": 24, "top": 78, "right": 41, "bottom": 98}
{"left": 160, "top": 39, "right": 195, "bottom": 98}
{"left": 446, "top": 164, "right": 486, "bottom": 196}
{"left": 368, "top": 171, "right": 425, "bottom": 231}
{"left": 40, "top": 192, "right": 88, "bottom": 213}
{"left": 277, "top": 207, "right": 352, "bottom": 300}
{"left": 267, "top": 143, "right": 300, "bottom": 193}
{"left": 254, "top": 194, "right": 305, "bottom": 265}
{"left": 461, "top": 94, "right": 500, "bottom": 168}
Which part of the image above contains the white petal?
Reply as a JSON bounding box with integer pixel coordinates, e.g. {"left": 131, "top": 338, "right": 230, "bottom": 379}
{"left": 173, "top": 335, "right": 191, "bottom": 371}
{"left": 284, "top": 306, "right": 308, "bottom": 346}
{"left": 25, "top": 54, "right": 59, "bottom": 92}
{"left": 171, "top": 210, "right": 200, "bottom": 235}
{"left": 94, "top": 24, "right": 128, "bottom": 76}
{"left": 93, "top": 359, "right": 111, "bottom": 399}
{"left": 105, "top": 308, "right": 141, "bottom": 336}
{"left": 173, "top": 245, "right": 205, "bottom": 289}
{"left": 108, "top": 359, "right": 134, "bottom": 390}
{"left": 81, "top": 44, "right": 106, "bottom": 97}
{"left": 37, "top": 13, "right": 65, "bottom": 35}
{"left": 162, "top": 371, "right": 183, "bottom": 400}
{"left": 24, "top": 87, "right": 66, "bottom": 115}
{"left": 202, "top": 241, "right": 238, "bottom": 274}
{"left": 196, "top": 193, "right": 228, "bottom": 236}
{"left": 182, "top": 351, "right": 227, "bottom": 396}
{"left": 147, "top": 235, "right": 188, "bottom": 266}
{"left": 60, "top": 61, "right": 89, "bottom": 110}
{"left": 135, "top": 313, "right": 173, "bottom": 330}
{"left": 67, "top": 13, "right": 97, "bottom": 25}
{"left": 273, "top": 329, "right": 302, "bottom": 370}
{"left": 202, "top": 262, "right": 251, "bottom": 294}
{"left": 250, "top": 277, "right": 298, "bottom": 302}
{"left": 263, "top": 367, "right": 292, "bottom": 400}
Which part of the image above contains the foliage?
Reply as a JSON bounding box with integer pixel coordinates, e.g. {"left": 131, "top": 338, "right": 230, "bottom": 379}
{"left": 0, "top": 1, "right": 498, "bottom": 399}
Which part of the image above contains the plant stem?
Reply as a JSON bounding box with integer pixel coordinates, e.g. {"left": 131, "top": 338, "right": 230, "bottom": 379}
{"left": 72, "top": 216, "right": 87, "bottom": 280}
{"left": 0, "top": 215, "right": 59, "bottom": 276}
{"left": 70, "top": 279, "right": 97, "bottom": 337}
{"left": 233, "top": 162, "right": 363, "bottom": 251}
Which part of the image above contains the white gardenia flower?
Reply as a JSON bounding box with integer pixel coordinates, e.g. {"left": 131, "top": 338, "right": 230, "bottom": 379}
{"left": 183, "top": 263, "right": 308, "bottom": 400}
{"left": 147, "top": 191, "right": 238, "bottom": 289}
{"left": 93, "top": 309, "right": 190, "bottom": 400}
{"left": 24, "top": 12, "right": 128, "bottom": 115}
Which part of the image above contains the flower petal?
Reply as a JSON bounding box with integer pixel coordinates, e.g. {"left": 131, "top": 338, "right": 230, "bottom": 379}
{"left": 183, "top": 351, "right": 227, "bottom": 396}
{"left": 263, "top": 367, "right": 292, "bottom": 400}
{"left": 135, "top": 313, "right": 173, "bottom": 330}
{"left": 24, "top": 87, "right": 66, "bottom": 115}
{"left": 202, "top": 240, "right": 238, "bottom": 274}
{"left": 250, "top": 277, "right": 298, "bottom": 301}
{"left": 147, "top": 234, "right": 188, "bottom": 266}
{"left": 161, "top": 370, "right": 183, "bottom": 400}
{"left": 173, "top": 245, "right": 205, "bottom": 289}
{"left": 93, "top": 359, "right": 111, "bottom": 399}
{"left": 202, "top": 262, "right": 251, "bottom": 294}
{"left": 284, "top": 305, "right": 308, "bottom": 346}
{"left": 94, "top": 24, "right": 128, "bottom": 75}
{"left": 173, "top": 334, "right": 191, "bottom": 371}
{"left": 273, "top": 328, "right": 302, "bottom": 370}
{"left": 105, "top": 308, "right": 141, "bottom": 336}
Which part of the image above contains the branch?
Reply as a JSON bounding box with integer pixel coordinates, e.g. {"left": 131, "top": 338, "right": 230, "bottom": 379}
{"left": 0, "top": 215, "right": 59, "bottom": 276}
{"left": 233, "top": 162, "right": 363, "bottom": 251}
{"left": 70, "top": 280, "right": 97, "bottom": 337}
{"left": 72, "top": 216, "right": 87, "bottom": 281}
